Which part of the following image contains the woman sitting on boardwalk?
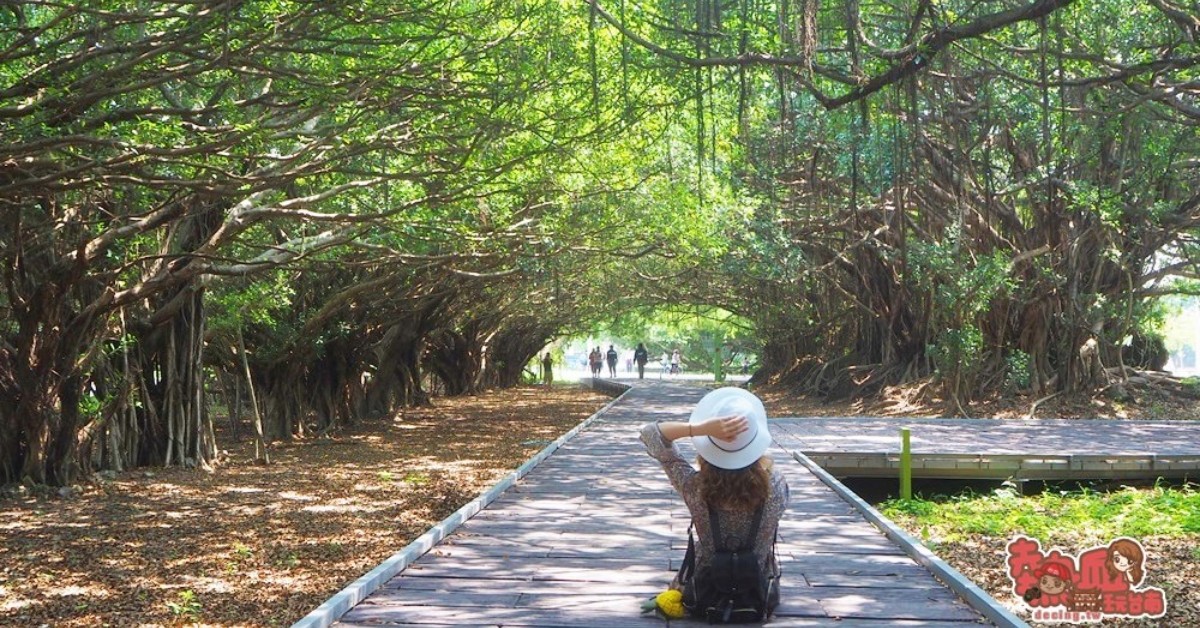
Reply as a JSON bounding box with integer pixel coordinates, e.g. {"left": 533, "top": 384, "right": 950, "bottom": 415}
{"left": 640, "top": 387, "right": 789, "bottom": 621}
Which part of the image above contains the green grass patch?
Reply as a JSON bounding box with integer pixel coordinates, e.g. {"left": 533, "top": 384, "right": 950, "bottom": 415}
{"left": 880, "top": 482, "right": 1200, "bottom": 544}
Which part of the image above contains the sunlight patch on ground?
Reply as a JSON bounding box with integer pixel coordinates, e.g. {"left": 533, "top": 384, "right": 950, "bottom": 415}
{"left": 263, "top": 574, "right": 303, "bottom": 587}
{"left": 0, "top": 598, "right": 32, "bottom": 612}
{"left": 49, "top": 585, "right": 108, "bottom": 598}
{"left": 277, "top": 491, "right": 317, "bottom": 501}
{"left": 222, "top": 486, "right": 267, "bottom": 494}
{"left": 301, "top": 504, "right": 362, "bottom": 513}
{"left": 178, "top": 576, "right": 234, "bottom": 594}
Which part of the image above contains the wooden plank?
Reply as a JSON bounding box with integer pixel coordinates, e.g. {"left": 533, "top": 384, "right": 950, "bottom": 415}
{"left": 771, "top": 416, "right": 1200, "bottom": 481}
{"left": 810, "top": 587, "right": 981, "bottom": 621}
{"left": 779, "top": 541, "right": 906, "bottom": 556}
{"left": 666, "top": 534, "right": 907, "bottom": 556}
{"left": 775, "top": 519, "right": 896, "bottom": 535}
{"left": 783, "top": 552, "right": 937, "bottom": 576}
{"left": 400, "top": 560, "right": 673, "bottom": 583}
{"left": 346, "top": 591, "right": 840, "bottom": 623}
{"left": 461, "top": 516, "right": 677, "bottom": 531}
{"left": 468, "top": 510, "right": 678, "bottom": 524}
{"left": 746, "top": 618, "right": 998, "bottom": 627}
{"left": 358, "top": 587, "right": 524, "bottom": 607}
{"left": 544, "top": 548, "right": 678, "bottom": 560}
{"left": 427, "top": 541, "right": 676, "bottom": 561}
{"left": 801, "top": 573, "right": 949, "bottom": 590}
{"left": 383, "top": 576, "right": 663, "bottom": 596}
{"left": 340, "top": 603, "right": 659, "bottom": 627}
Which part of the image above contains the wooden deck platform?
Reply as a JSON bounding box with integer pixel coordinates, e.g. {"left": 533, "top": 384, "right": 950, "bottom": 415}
{"left": 323, "top": 384, "right": 1003, "bottom": 627}
{"left": 773, "top": 417, "right": 1200, "bottom": 481}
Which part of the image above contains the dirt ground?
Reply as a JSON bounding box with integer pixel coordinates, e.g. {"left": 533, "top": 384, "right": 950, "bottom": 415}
{"left": 2, "top": 380, "right": 1196, "bottom": 627}
{"left": 0, "top": 386, "right": 611, "bottom": 627}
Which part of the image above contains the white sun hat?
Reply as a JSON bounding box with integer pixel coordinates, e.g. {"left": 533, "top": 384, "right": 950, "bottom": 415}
{"left": 688, "top": 387, "right": 772, "bottom": 470}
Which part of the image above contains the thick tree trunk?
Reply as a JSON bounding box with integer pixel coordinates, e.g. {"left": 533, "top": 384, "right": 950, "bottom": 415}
{"left": 0, "top": 286, "right": 98, "bottom": 485}
{"left": 481, "top": 320, "right": 556, "bottom": 388}
{"left": 426, "top": 328, "right": 486, "bottom": 395}
{"left": 364, "top": 323, "right": 431, "bottom": 414}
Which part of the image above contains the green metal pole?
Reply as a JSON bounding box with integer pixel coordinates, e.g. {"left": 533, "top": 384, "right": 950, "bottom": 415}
{"left": 900, "top": 427, "right": 912, "bottom": 501}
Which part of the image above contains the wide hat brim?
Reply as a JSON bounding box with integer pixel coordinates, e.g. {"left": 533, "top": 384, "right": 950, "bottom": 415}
{"left": 688, "top": 387, "right": 771, "bottom": 470}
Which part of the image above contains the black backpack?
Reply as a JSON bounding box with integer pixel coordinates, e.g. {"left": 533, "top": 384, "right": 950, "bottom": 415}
{"left": 679, "top": 504, "right": 779, "bottom": 623}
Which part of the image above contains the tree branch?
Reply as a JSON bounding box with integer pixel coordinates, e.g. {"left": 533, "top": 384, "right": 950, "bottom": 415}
{"left": 587, "top": 0, "right": 1076, "bottom": 109}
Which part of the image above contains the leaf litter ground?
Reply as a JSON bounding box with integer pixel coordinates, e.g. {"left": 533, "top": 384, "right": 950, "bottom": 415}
{"left": 0, "top": 385, "right": 611, "bottom": 627}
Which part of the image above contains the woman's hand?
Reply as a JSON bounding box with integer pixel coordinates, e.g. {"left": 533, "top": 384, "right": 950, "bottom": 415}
{"left": 700, "top": 415, "right": 749, "bottom": 442}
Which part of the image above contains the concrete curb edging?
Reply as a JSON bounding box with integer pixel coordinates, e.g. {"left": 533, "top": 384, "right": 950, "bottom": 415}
{"left": 790, "top": 450, "right": 1030, "bottom": 628}
{"left": 291, "top": 384, "right": 633, "bottom": 628}
{"left": 581, "top": 376, "right": 633, "bottom": 397}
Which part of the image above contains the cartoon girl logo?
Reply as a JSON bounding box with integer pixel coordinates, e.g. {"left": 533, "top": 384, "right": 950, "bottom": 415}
{"left": 1006, "top": 535, "right": 1167, "bottom": 621}
{"left": 1105, "top": 538, "right": 1145, "bottom": 587}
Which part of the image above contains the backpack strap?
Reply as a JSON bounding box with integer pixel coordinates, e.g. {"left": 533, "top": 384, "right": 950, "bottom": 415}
{"left": 679, "top": 522, "right": 696, "bottom": 581}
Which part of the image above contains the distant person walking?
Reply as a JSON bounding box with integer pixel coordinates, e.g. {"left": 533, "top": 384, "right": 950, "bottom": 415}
{"left": 671, "top": 348, "right": 682, "bottom": 375}
{"left": 634, "top": 342, "right": 649, "bottom": 379}
{"left": 541, "top": 352, "right": 554, "bottom": 387}
{"left": 660, "top": 351, "right": 670, "bottom": 378}
{"left": 590, "top": 347, "right": 603, "bottom": 377}
{"left": 606, "top": 345, "right": 619, "bottom": 378}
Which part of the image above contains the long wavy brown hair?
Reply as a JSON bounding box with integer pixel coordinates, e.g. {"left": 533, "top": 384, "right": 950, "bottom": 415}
{"left": 1106, "top": 539, "right": 1145, "bottom": 585}
{"left": 698, "top": 456, "right": 771, "bottom": 511}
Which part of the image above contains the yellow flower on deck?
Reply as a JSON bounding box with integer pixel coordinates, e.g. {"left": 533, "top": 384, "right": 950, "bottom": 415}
{"left": 655, "top": 589, "right": 686, "bottom": 618}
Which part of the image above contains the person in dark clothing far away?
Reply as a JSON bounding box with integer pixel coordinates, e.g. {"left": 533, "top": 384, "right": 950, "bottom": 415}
{"left": 541, "top": 352, "right": 553, "bottom": 387}
{"left": 606, "top": 344, "right": 619, "bottom": 378}
{"left": 634, "top": 342, "right": 650, "bottom": 379}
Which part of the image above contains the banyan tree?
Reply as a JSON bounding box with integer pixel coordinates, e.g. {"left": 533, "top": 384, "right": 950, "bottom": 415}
{"left": 2, "top": 0, "right": 1198, "bottom": 486}
{"left": 588, "top": 0, "right": 1200, "bottom": 405}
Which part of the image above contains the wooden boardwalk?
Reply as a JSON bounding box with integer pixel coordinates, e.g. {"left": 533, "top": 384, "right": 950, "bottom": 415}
{"left": 330, "top": 384, "right": 995, "bottom": 627}
{"left": 774, "top": 417, "right": 1200, "bottom": 480}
